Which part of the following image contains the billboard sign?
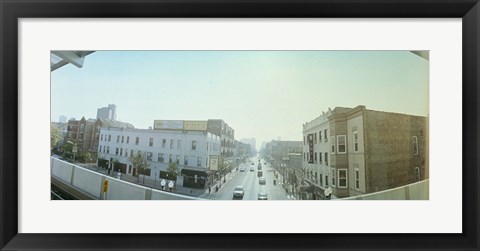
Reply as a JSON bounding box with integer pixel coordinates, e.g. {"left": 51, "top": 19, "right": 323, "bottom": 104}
{"left": 184, "top": 120, "right": 208, "bottom": 131}
{"left": 308, "top": 134, "right": 314, "bottom": 163}
{"left": 209, "top": 155, "right": 219, "bottom": 171}
{"left": 154, "top": 120, "right": 184, "bottom": 130}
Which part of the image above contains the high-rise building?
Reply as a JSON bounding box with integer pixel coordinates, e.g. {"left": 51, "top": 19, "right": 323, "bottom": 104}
{"left": 96, "top": 104, "right": 117, "bottom": 120}
{"left": 59, "top": 115, "right": 67, "bottom": 123}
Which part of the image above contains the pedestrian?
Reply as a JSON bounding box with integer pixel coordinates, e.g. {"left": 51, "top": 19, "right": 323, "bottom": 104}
{"left": 161, "top": 179, "right": 166, "bottom": 190}
{"left": 168, "top": 180, "right": 174, "bottom": 192}
{"left": 208, "top": 185, "right": 211, "bottom": 194}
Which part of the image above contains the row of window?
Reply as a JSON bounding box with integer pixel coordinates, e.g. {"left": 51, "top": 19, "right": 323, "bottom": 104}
{"left": 308, "top": 166, "right": 421, "bottom": 192}
{"left": 304, "top": 129, "right": 328, "bottom": 145}
{"left": 99, "top": 134, "right": 217, "bottom": 151}
{"left": 304, "top": 152, "right": 329, "bottom": 166}
{"left": 99, "top": 145, "right": 206, "bottom": 167}
{"left": 309, "top": 133, "right": 419, "bottom": 155}
{"left": 306, "top": 168, "right": 357, "bottom": 190}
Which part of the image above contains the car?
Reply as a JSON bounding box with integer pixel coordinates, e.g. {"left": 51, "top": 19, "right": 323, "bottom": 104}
{"left": 233, "top": 186, "right": 245, "bottom": 199}
{"left": 257, "top": 192, "right": 268, "bottom": 200}
{"left": 250, "top": 168, "right": 254, "bottom": 172}
{"left": 239, "top": 167, "right": 246, "bottom": 172}
{"left": 259, "top": 177, "right": 266, "bottom": 185}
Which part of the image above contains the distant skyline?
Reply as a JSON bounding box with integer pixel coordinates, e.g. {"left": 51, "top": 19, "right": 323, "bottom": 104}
{"left": 51, "top": 51, "right": 429, "bottom": 149}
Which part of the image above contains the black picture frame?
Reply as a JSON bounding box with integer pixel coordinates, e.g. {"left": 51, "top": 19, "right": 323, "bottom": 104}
{"left": 1, "top": 0, "right": 479, "bottom": 250}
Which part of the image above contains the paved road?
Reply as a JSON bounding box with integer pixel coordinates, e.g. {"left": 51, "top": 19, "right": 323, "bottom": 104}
{"left": 206, "top": 156, "right": 288, "bottom": 200}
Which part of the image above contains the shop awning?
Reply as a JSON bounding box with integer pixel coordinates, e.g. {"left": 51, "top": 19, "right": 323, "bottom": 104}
{"left": 181, "top": 168, "right": 209, "bottom": 177}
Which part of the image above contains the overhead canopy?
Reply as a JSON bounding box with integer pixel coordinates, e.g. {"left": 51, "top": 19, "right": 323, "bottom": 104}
{"left": 50, "top": 51, "right": 95, "bottom": 71}
{"left": 181, "top": 168, "right": 209, "bottom": 177}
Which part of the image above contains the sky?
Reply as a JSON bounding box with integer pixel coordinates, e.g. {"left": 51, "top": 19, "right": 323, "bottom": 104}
{"left": 51, "top": 51, "right": 429, "bottom": 150}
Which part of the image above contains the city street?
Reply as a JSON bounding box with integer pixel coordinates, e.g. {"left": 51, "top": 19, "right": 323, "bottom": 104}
{"left": 206, "top": 156, "right": 288, "bottom": 200}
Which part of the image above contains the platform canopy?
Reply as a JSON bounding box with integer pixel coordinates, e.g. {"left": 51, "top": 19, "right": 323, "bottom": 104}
{"left": 50, "top": 51, "right": 95, "bottom": 72}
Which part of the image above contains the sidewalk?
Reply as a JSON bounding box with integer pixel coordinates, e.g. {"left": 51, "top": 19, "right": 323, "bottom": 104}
{"left": 78, "top": 162, "right": 239, "bottom": 198}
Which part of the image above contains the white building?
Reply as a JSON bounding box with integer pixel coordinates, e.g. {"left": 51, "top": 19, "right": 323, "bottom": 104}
{"left": 98, "top": 127, "right": 221, "bottom": 187}
{"left": 302, "top": 109, "right": 333, "bottom": 195}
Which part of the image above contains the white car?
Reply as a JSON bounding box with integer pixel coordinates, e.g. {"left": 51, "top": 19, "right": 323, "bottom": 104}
{"left": 233, "top": 186, "right": 245, "bottom": 199}
{"left": 257, "top": 193, "right": 268, "bottom": 200}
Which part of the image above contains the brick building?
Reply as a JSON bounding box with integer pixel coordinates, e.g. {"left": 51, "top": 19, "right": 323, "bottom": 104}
{"left": 303, "top": 105, "right": 428, "bottom": 198}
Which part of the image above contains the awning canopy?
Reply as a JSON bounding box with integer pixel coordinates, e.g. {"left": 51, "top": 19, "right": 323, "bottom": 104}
{"left": 181, "top": 168, "right": 209, "bottom": 177}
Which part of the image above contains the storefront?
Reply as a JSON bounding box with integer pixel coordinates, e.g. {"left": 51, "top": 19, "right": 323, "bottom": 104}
{"left": 181, "top": 168, "right": 209, "bottom": 188}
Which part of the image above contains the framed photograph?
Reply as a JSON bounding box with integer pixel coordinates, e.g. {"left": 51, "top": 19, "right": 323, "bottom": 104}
{"left": 1, "top": 0, "right": 479, "bottom": 250}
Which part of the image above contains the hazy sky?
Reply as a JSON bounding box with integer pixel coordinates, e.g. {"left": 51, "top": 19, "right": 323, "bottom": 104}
{"left": 51, "top": 51, "right": 429, "bottom": 149}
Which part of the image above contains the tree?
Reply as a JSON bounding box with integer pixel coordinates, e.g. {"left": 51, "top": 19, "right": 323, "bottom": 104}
{"left": 50, "top": 123, "right": 63, "bottom": 150}
{"left": 62, "top": 141, "right": 75, "bottom": 159}
{"left": 129, "top": 152, "right": 150, "bottom": 183}
{"left": 83, "top": 152, "right": 92, "bottom": 163}
{"left": 166, "top": 162, "right": 180, "bottom": 181}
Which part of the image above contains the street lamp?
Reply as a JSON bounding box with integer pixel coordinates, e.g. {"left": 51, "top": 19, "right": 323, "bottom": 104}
{"left": 72, "top": 143, "right": 77, "bottom": 162}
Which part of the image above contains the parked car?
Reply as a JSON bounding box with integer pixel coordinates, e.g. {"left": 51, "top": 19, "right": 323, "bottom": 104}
{"left": 233, "top": 186, "right": 245, "bottom": 199}
{"left": 257, "top": 193, "right": 268, "bottom": 200}
{"left": 259, "top": 177, "right": 266, "bottom": 185}
{"left": 240, "top": 167, "right": 246, "bottom": 172}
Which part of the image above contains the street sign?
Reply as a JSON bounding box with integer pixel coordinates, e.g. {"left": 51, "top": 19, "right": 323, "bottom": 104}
{"left": 103, "top": 180, "right": 108, "bottom": 192}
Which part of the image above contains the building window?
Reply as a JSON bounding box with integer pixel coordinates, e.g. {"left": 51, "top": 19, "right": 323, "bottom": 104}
{"left": 325, "top": 175, "right": 329, "bottom": 186}
{"left": 337, "top": 135, "right": 346, "bottom": 154}
{"left": 125, "top": 149, "right": 128, "bottom": 157}
{"left": 115, "top": 148, "right": 119, "bottom": 155}
{"left": 303, "top": 136, "right": 305, "bottom": 145}
{"left": 320, "top": 174, "right": 323, "bottom": 186}
{"left": 169, "top": 154, "right": 173, "bottom": 163}
{"left": 192, "top": 141, "right": 197, "bottom": 150}
{"left": 120, "top": 148, "right": 123, "bottom": 156}
{"left": 126, "top": 136, "right": 129, "bottom": 144}
{"left": 319, "top": 152, "right": 322, "bottom": 163}
{"left": 149, "top": 138, "right": 153, "bottom": 147}
{"left": 98, "top": 146, "right": 102, "bottom": 153}
{"left": 338, "top": 169, "right": 347, "bottom": 188}
{"left": 121, "top": 136, "right": 124, "bottom": 143}
{"left": 303, "top": 152, "right": 306, "bottom": 161}
{"left": 158, "top": 153, "right": 164, "bottom": 163}
{"left": 108, "top": 135, "right": 111, "bottom": 141}
{"left": 355, "top": 168, "right": 360, "bottom": 190}
{"left": 170, "top": 139, "right": 174, "bottom": 148}
{"left": 307, "top": 153, "right": 309, "bottom": 162}
{"left": 130, "top": 150, "right": 134, "bottom": 157}
{"left": 314, "top": 152, "right": 317, "bottom": 164}
{"left": 324, "top": 129, "right": 328, "bottom": 142}
{"left": 184, "top": 156, "right": 188, "bottom": 165}
{"left": 197, "top": 157, "right": 202, "bottom": 167}
{"left": 176, "top": 155, "right": 180, "bottom": 164}
{"left": 147, "top": 152, "right": 152, "bottom": 161}
{"left": 101, "top": 134, "right": 103, "bottom": 141}
{"left": 314, "top": 133, "right": 317, "bottom": 143}
{"left": 325, "top": 153, "right": 328, "bottom": 166}
{"left": 331, "top": 169, "right": 336, "bottom": 186}
{"left": 353, "top": 131, "right": 358, "bottom": 152}
{"left": 414, "top": 167, "right": 421, "bottom": 181}
{"left": 107, "top": 146, "right": 110, "bottom": 154}
{"left": 115, "top": 135, "right": 119, "bottom": 143}
{"left": 413, "top": 136, "right": 418, "bottom": 155}
{"left": 135, "top": 137, "right": 139, "bottom": 145}
{"left": 162, "top": 139, "right": 166, "bottom": 148}
{"left": 315, "top": 172, "right": 318, "bottom": 184}
{"left": 177, "top": 140, "right": 181, "bottom": 149}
